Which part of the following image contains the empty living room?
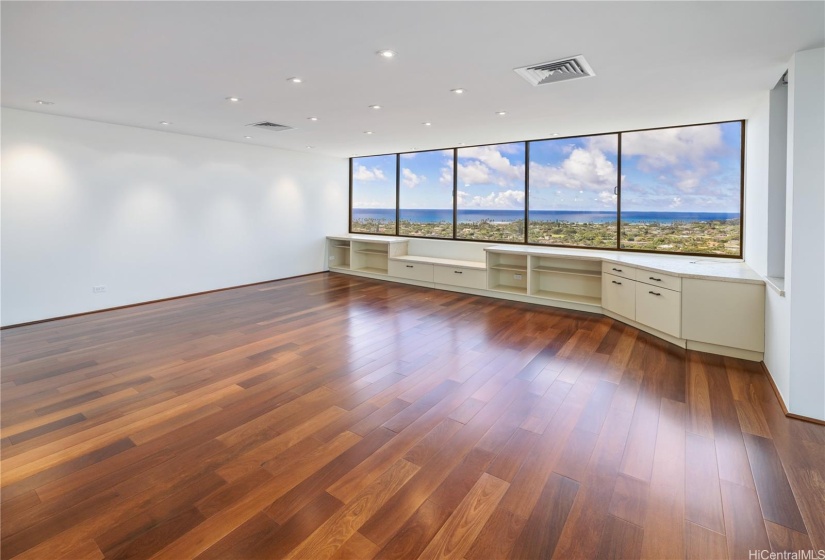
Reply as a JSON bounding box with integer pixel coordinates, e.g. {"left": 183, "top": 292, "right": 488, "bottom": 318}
{"left": 1, "top": 2, "right": 824, "bottom": 559}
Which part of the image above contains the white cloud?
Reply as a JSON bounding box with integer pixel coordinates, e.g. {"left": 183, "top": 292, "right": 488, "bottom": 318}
{"left": 352, "top": 199, "right": 391, "bottom": 208}
{"left": 401, "top": 168, "right": 422, "bottom": 189}
{"left": 622, "top": 124, "right": 723, "bottom": 172}
{"left": 440, "top": 158, "right": 454, "bottom": 185}
{"left": 457, "top": 145, "right": 524, "bottom": 187}
{"left": 530, "top": 146, "right": 617, "bottom": 193}
{"left": 669, "top": 196, "right": 683, "bottom": 209}
{"left": 353, "top": 164, "right": 386, "bottom": 182}
{"left": 598, "top": 191, "right": 618, "bottom": 207}
{"left": 621, "top": 124, "right": 733, "bottom": 195}
{"left": 459, "top": 189, "right": 524, "bottom": 209}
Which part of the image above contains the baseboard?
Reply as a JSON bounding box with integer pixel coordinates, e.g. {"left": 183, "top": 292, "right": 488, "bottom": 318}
{"left": 760, "top": 362, "right": 825, "bottom": 426}
{"left": 0, "top": 271, "right": 326, "bottom": 330}
{"left": 686, "top": 340, "right": 763, "bottom": 362}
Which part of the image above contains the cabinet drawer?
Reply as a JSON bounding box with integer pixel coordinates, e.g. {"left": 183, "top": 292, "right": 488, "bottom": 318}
{"left": 602, "top": 273, "right": 635, "bottom": 320}
{"left": 388, "top": 260, "right": 434, "bottom": 283}
{"left": 636, "top": 270, "right": 682, "bottom": 292}
{"left": 434, "top": 265, "right": 486, "bottom": 290}
{"left": 635, "top": 283, "right": 681, "bottom": 338}
{"left": 602, "top": 262, "right": 636, "bottom": 281}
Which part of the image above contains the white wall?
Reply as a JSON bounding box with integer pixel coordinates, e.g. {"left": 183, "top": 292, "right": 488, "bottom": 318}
{"left": 1, "top": 108, "right": 347, "bottom": 326}
{"left": 747, "top": 47, "right": 825, "bottom": 421}
{"left": 785, "top": 48, "right": 825, "bottom": 420}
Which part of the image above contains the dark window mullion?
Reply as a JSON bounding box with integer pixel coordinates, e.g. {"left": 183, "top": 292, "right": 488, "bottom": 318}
{"left": 524, "top": 142, "right": 530, "bottom": 244}
{"left": 395, "top": 154, "right": 400, "bottom": 236}
{"left": 452, "top": 149, "right": 458, "bottom": 240}
{"left": 348, "top": 158, "right": 353, "bottom": 233}
{"left": 617, "top": 134, "right": 622, "bottom": 251}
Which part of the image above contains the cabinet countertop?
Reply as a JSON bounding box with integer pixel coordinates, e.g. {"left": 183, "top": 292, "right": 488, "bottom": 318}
{"left": 484, "top": 245, "right": 764, "bottom": 285}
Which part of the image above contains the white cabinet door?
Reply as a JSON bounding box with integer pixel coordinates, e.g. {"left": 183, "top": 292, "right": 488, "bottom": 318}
{"left": 602, "top": 273, "right": 635, "bottom": 320}
{"left": 388, "top": 260, "right": 434, "bottom": 282}
{"left": 681, "top": 279, "right": 765, "bottom": 351}
{"left": 635, "top": 283, "right": 681, "bottom": 338}
{"left": 433, "top": 266, "right": 486, "bottom": 289}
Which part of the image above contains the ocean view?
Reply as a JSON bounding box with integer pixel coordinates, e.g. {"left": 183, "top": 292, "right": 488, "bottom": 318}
{"left": 354, "top": 209, "right": 741, "bottom": 224}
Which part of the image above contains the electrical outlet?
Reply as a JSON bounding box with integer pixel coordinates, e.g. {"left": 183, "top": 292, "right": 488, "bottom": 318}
{"left": 92, "top": 285, "right": 107, "bottom": 294}
{"left": 514, "top": 274, "right": 523, "bottom": 280}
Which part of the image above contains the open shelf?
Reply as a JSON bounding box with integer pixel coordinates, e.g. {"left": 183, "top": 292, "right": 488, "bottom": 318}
{"left": 355, "top": 266, "right": 388, "bottom": 275}
{"left": 490, "top": 264, "right": 528, "bottom": 272}
{"left": 532, "top": 265, "right": 601, "bottom": 277}
{"left": 489, "top": 284, "right": 528, "bottom": 295}
{"left": 533, "top": 290, "right": 601, "bottom": 306}
{"left": 355, "top": 248, "right": 388, "bottom": 255}
{"left": 327, "top": 239, "right": 351, "bottom": 270}
{"left": 487, "top": 251, "right": 528, "bottom": 295}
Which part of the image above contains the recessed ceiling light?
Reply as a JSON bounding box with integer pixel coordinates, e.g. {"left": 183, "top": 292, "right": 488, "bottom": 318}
{"left": 423, "top": 122, "right": 432, "bottom": 126}
{"left": 287, "top": 77, "right": 303, "bottom": 83}
{"left": 496, "top": 111, "right": 507, "bottom": 116}
{"left": 159, "top": 121, "right": 171, "bottom": 125}
{"left": 35, "top": 100, "right": 54, "bottom": 105}
{"left": 458, "top": 142, "right": 466, "bottom": 146}
{"left": 225, "top": 97, "right": 242, "bottom": 102}
{"left": 376, "top": 49, "right": 396, "bottom": 59}
{"left": 307, "top": 116, "right": 319, "bottom": 121}
{"left": 552, "top": 133, "right": 560, "bottom": 137}
{"left": 364, "top": 131, "right": 374, "bottom": 135}
{"left": 451, "top": 88, "right": 465, "bottom": 94}
{"left": 306, "top": 145, "right": 314, "bottom": 149}
{"left": 369, "top": 105, "right": 382, "bottom": 110}
{"left": 244, "top": 136, "right": 253, "bottom": 139}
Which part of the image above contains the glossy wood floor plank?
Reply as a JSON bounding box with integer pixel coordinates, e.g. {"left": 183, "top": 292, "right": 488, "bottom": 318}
{"left": 2, "top": 273, "right": 824, "bottom": 559}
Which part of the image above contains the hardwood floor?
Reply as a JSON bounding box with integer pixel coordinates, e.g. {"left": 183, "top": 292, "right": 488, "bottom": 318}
{"left": 2, "top": 272, "right": 824, "bottom": 560}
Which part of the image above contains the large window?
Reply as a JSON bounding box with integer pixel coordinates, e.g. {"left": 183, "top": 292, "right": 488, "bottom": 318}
{"left": 456, "top": 143, "right": 526, "bottom": 242}
{"left": 399, "top": 150, "right": 454, "bottom": 238}
{"left": 349, "top": 120, "right": 744, "bottom": 257}
{"left": 620, "top": 122, "right": 743, "bottom": 255}
{"left": 351, "top": 154, "right": 397, "bottom": 234}
{"left": 528, "top": 134, "right": 618, "bottom": 248}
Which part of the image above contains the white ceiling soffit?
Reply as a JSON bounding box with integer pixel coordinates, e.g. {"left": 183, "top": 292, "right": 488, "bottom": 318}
{"left": 514, "top": 55, "right": 595, "bottom": 87}
{"left": 1, "top": 2, "right": 823, "bottom": 158}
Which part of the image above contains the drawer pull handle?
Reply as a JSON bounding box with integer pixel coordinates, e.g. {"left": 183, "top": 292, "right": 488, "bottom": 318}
{"left": 454, "top": 271, "right": 463, "bottom": 274}
{"left": 649, "top": 276, "right": 662, "bottom": 282}
{"left": 612, "top": 280, "right": 622, "bottom": 285}
{"left": 406, "top": 265, "right": 413, "bottom": 268}
{"left": 649, "top": 291, "right": 661, "bottom": 296}
{"left": 612, "top": 267, "right": 622, "bottom": 272}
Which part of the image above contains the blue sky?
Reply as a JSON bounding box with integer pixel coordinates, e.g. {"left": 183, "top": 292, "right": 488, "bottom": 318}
{"left": 620, "top": 121, "right": 742, "bottom": 212}
{"left": 351, "top": 154, "right": 396, "bottom": 208}
{"left": 529, "top": 135, "right": 618, "bottom": 211}
{"left": 399, "top": 149, "right": 453, "bottom": 209}
{"left": 352, "top": 122, "right": 742, "bottom": 213}
{"left": 457, "top": 143, "right": 525, "bottom": 210}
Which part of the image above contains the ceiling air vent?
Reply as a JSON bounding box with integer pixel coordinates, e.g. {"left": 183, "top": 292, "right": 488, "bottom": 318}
{"left": 248, "top": 121, "right": 293, "bottom": 132}
{"left": 514, "top": 55, "right": 595, "bottom": 86}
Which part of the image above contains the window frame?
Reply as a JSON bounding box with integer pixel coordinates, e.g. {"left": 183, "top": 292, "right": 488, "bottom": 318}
{"left": 348, "top": 119, "right": 745, "bottom": 259}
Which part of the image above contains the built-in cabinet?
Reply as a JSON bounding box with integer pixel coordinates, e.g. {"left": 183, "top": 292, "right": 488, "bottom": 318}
{"left": 326, "top": 235, "right": 766, "bottom": 361}
{"left": 487, "top": 252, "right": 528, "bottom": 295}
{"left": 602, "top": 272, "right": 635, "bottom": 320}
{"left": 529, "top": 256, "right": 601, "bottom": 305}
{"left": 601, "top": 262, "right": 682, "bottom": 338}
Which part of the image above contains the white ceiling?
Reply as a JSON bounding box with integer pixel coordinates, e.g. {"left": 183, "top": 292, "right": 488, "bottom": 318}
{"left": 2, "top": 1, "right": 823, "bottom": 158}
